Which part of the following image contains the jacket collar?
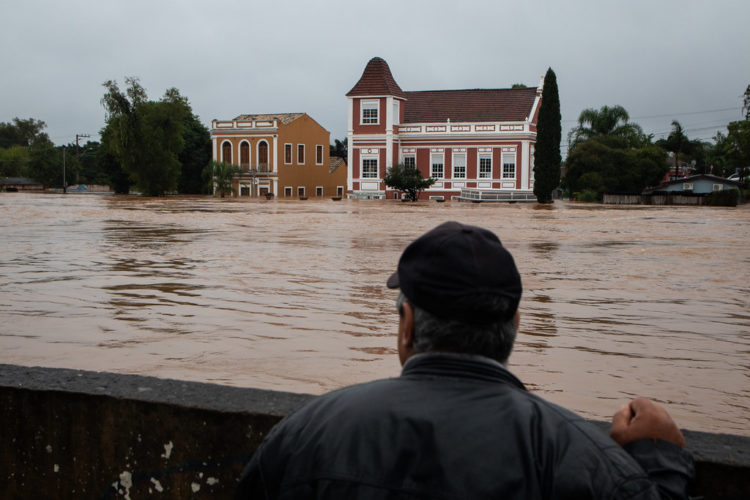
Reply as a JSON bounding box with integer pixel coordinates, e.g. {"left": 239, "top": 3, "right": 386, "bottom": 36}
{"left": 401, "top": 352, "right": 526, "bottom": 390}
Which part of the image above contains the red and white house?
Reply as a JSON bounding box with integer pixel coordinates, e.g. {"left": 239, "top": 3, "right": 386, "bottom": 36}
{"left": 346, "top": 57, "right": 543, "bottom": 201}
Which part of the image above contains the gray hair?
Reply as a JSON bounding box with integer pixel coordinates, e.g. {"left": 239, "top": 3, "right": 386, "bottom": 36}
{"left": 397, "top": 292, "right": 517, "bottom": 365}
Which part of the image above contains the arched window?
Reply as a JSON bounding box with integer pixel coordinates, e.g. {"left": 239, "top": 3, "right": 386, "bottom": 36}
{"left": 222, "top": 141, "right": 232, "bottom": 164}
{"left": 240, "top": 142, "right": 250, "bottom": 170}
{"left": 258, "top": 141, "right": 269, "bottom": 171}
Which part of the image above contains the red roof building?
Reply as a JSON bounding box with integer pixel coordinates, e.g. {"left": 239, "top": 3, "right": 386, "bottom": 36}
{"left": 346, "top": 57, "right": 543, "bottom": 201}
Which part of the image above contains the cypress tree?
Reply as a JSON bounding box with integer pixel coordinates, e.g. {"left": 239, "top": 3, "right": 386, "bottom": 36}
{"left": 533, "top": 68, "right": 561, "bottom": 203}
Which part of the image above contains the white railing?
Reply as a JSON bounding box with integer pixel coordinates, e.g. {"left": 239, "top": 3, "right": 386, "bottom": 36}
{"left": 458, "top": 189, "right": 537, "bottom": 202}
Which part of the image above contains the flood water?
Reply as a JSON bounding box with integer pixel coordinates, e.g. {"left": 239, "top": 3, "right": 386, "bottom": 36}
{"left": 1, "top": 192, "right": 749, "bottom": 435}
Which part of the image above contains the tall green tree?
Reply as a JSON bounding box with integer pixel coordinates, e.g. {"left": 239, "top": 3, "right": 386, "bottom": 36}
{"left": 330, "top": 138, "right": 347, "bottom": 159}
{"left": 568, "top": 105, "right": 647, "bottom": 150}
{"left": 725, "top": 119, "right": 750, "bottom": 182}
{"left": 706, "top": 132, "right": 731, "bottom": 177}
{"left": 203, "top": 160, "right": 241, "bottom": 198}
{"left": 0, "top": 117, "right": 49, "bottom": 148}
{"left": 101, "top": 78, "right": 190, "bottom": 196}
{"left": 178, "top": 114, "right": 211, "bottom": 194}
{"left": 533, "top": 67, "right": 561, "bottom": 203}
{"left": 0, "top": 117, "right": 55, "bottom": 180}
{"left": 664, "top": 120, "right": 687, "bottom": 178}
{"left": 0, "top": 145, "right": 30, "bottom": 177}
{"left": 565, "top": 138, "right": 668, "bottom": 199}
{"left": 384, "top": 163, "right": 435, "bottom": 201}
{"left": 655, "top": 121, "right": 709, "bottom": 177}
{"left": 27, "top": 137, "right": 61, "bottom": 188}
{"left": 98, "top": 127, "right": 131, "bottom": 193}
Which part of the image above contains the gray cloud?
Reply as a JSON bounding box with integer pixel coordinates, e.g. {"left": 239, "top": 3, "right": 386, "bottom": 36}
{"left": 2, "top": 0, "right": 747, "bottom": 154}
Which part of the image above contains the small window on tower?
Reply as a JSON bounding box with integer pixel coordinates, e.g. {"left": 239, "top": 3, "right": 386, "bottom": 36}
{"left": 361, "top": 101, "right": 379, "bottom": 125}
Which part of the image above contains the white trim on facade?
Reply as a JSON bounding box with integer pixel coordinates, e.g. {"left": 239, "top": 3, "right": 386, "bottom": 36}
{"left": 385, "top": 96, "right": 394, "bottom": 170}
{"left": 347, "top": 99, "right": 354, "bottom": 191}
{"left": 273, "top": 135, "right": 278, "bottom": 173}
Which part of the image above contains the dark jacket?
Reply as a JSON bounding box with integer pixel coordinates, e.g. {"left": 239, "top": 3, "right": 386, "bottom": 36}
{"left": 237, "top": 353, "right": 694, "bottom": 499}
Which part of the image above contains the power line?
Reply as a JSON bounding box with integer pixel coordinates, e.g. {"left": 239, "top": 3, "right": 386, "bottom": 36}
{"left": 562, "top": 105, "right": 740, "bottom": 124}
{"left": 631, "top": 106, "right": 739, "bottom": 121}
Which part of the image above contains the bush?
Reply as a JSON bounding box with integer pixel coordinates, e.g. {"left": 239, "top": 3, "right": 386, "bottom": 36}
{"left": 574, "top": 189, "right": 599, "bottom": 202}
{"left": 705, "top": 189, "right": 739, "bottom": 206}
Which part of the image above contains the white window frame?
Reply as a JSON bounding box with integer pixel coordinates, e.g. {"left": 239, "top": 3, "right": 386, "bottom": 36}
{"left": 431, "top": 153, "right": 444, "bottom": 179}
{"left": 297, "top": 144, "right": 305, "bottom": 165}
{"left": 502, "top": 153, "right": 516, "bottom": 179}
{"left": 479, "top": 155, "right": 492, "bottom": 179}
{"left": 453, "top": 153, "right": 466, "bottom": 179}
{"left": 316, "top": 186, "right": 324, "bottom": 197}
{"left": 284, "top": 186, "right": 292, "bottom": 197}
{"left": 316, "top": 145, "right": 324, "bottom": 165}
{"left": 361, "top": 157, "right": 378, "bottom": 179}
{"left": 297, "top": 186, "right": 306, "bottom": 197}
{"left": 403, "top": 155, "right": 416, "bottom": 169}
{"left": 284, "top": 143, "right": 292, "bottom": 165}
{"left": 360, "top": 100, "right": 379, "bottom": 125}
{"left": 712, "top": 184, "right": 723, "bottom": 191}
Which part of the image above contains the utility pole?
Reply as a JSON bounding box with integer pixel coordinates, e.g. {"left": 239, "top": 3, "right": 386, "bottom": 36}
{"left": 62, "top": 146, "right": 66, "bottom": 194}
{"left": 76, "top": 133, "right": 90, "bottom": 185}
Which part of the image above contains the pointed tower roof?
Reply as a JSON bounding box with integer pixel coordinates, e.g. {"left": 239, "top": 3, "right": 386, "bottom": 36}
{"left": 346, "top": 57, "right": 406, "bottom": 98}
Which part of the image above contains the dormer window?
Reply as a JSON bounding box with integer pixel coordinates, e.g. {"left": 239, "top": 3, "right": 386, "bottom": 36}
{"left": 361, "top": 100, "right": 379, "bottom": 125}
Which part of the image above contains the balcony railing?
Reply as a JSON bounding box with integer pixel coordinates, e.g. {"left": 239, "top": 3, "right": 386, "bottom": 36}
{"left": 238, "top": 163, "right": 273, "bottom": 175}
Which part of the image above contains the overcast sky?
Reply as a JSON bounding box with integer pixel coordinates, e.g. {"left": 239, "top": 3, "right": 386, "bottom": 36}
{"left": 2, "top": 0, "right": 748, "bottom": 157}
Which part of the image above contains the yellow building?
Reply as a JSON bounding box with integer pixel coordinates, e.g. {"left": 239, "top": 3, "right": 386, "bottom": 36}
{"left": 210, "top": 113, "right": 346, "bottom": 199}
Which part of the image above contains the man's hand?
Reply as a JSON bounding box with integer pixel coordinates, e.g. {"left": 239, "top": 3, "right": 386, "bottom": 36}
{"left": 610, "top": 397, "right": 686, "bottom": 448}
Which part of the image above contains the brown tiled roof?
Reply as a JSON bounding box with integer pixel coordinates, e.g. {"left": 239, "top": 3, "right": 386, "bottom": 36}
{"left": 234, "top": 113, "right": 304, "bottom": 125}
{"left": 403, "top": 88, "right": 538, "bottom": 123}
{"left": 346, "top": 57, "right": 406, "bottom": 98}
{"left": 329, "top": 156, "right": 346, "bottom": 173}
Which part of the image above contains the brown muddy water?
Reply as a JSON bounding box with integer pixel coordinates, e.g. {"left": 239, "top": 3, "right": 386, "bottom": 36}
{"left": 1, "top": 193, "right": 749, "bottom": 435}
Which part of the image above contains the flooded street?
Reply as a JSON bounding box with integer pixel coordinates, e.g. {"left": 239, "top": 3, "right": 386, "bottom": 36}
{"left": 1, "top": 193, "right": 749, "bottom": 435}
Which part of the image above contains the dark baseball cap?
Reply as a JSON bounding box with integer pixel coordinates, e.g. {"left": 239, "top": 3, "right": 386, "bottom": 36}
{"left": 387, "top": 221, "right": 522, "bottom": 324}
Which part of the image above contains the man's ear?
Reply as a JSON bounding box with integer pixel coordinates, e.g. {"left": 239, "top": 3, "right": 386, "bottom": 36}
{"left": 398, "top": 301, "right": 415, "bottom": 366}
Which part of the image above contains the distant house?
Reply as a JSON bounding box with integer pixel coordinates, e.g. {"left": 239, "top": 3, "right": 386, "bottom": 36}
{"left": 210, "top": 113, "right": 346, "bottom": 199}
{"left": 647, "top": 174, "right": 742, "bottom": 196}
{"left": 604, "top": 174, "right": 744, "bottom": 205}
{"left": 346, "top": 57, "right": 542, "bottom": 201}
{"left": 1, "top": 177, "right": 44, "bottom": 192}
{"left": 626, "top": 174, "right": 744, "bottom": 205}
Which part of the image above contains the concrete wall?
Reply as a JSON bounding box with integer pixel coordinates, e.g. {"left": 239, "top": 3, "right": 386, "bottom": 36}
{"left": 2, "top": 364, "right": 749, "bottom": 499}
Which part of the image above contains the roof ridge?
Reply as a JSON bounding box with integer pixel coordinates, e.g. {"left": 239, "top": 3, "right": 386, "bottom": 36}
{"left": 407, "top": 87, "right": 536, "bottom": 93}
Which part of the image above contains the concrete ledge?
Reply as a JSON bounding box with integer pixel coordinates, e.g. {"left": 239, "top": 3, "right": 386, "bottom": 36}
{"left": 1, "top": 364, "right": 748, "bottom": 498}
